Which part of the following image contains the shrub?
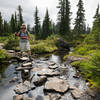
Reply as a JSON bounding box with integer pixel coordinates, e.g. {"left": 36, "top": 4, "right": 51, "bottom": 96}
{"left": 72, "top": 52, "right": 100, "bottom": 88}
{"left": 0, "top": 49, "right": 8, "bottom": 61}
{"left": 31, "top": 34, "right": 59, "bottom": 54}
{"left": 4, "top": 35, "right": 19, "bottom": 50}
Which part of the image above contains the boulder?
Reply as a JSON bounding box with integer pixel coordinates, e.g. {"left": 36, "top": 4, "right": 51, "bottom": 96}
{"left": 67, "top": 56, "right": 87, "bottom": 63}
{"left": 48, "top": 61, "right": 56, "bottom": 66}
{"left": 48, "top": 64, "right": 58, "bottom": 69}
{"left": 57, "top": 38, "right": 70, "bottom": 50}
{"left": 14, "top": 81, "right": 35, "bottom": 94}
{"left": 20, "top": 57, "right": 29, "bottom": 61}
{"left": 16, "top": 67, "right": 32, "bottom": 71}
{"left": 0, "top": 45, "right": 3, "bottom": 49}
{"left": 70, "top": 86, "right": 83, "bottom": 99}
{"left": 9, "top": 77, "right": 18, "bottom": 83}
{"left": 23, "top": 97, "right": 35, "bottom": 100}
{"left": 44, "top": 94, "right": 61, "bottom": 100}
{"left": 8, "top": 50, "right": 15, "bottom": 53}
{"left": 13, "top": 95, "right": 23, "bottom": 100}
{"left": 44, "top": 77, "right": 69, "bottom": 93}
{"left": 37, "top": 69, "right": 60, "bottom": 77}
{"left": 22, "top": 62, "right": 32, "bottom": 67}
{"left": 32, "top": 66, "right": 44, "bottom": 72}
{"left": 34, "top": 76, "right": 47, "bottom": 86}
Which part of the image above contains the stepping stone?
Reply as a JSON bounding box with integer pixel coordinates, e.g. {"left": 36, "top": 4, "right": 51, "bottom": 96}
{"left": 70, "top": 86, "right": 83, "bottom": 99}
{"left": 23, "top": 97, "right": 35, "bottom": 100}
{"left": 16, "top": 67, "right": 33, "bottom": 71}
{"left": 44, "top": 94, "right": 61, "bottom": 100}
{"left": 48, "top": 61, "right": 56, "bottom": 66}
{"left": 14, "top": 81, "right": 35, "bottom": 94}
{"left": 8, "top": 50, "right": 15, "bottom": 53}
{"left": 44, "top": 77, "right": 69, "bottom": 93}
{"left": 13, "top": 95, "right": 23, "bottom": 100}
{"left": 48, "top": 64, "right": 58, "bottom": 69}
{"left": 37, "top": 69, "right": 60, "bottom": 77}
{"left": 20, "top": 57, "right": 29, "bottom": 61}
{"left": 32, "top": 66, "right": 44, "bottom": 72}
{"left": 34, "top": 76, "right": 47, "bottom": 86}
{"left": 9, "top": 77, "right": 18, "bottom": 83}
{"left": 22, "top": 62, "right": 32, "bottom": 67}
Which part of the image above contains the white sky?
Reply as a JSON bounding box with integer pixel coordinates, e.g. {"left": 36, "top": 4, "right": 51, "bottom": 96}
{"left": 0, "top": 0, "right": 100, "bottom": 28}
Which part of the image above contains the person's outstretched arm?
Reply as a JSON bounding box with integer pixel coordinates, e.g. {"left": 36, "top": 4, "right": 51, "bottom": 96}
{"left": 28, "top": 34, "right": 34, "bottom": 43}
{"left": 15, "top": 32, "right": 20, "bottom": 37}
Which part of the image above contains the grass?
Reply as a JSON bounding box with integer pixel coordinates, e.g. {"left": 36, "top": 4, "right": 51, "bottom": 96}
{"left": 68, "top": 43, "right": 100, "bottom": 89}
{"left": 0, "top": 49, "right": 10, "bottom": 62}
{"left": 31, "top": 34, "right": 59, "bottom": 54}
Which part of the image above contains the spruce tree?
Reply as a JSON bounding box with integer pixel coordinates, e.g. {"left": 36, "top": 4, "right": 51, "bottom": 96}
{"left": 34, "top": 6, "right": 40, "bottom": 39}
{"left": 94, "top": 4, "right": 100, "bottom": 20}
{"left": 27, "top": 24, "right": 31, "bottom": 32}
{"left": 57, "top": 0, "right": 66, "bottom": 35}
{"left": 14, "top": 12, "right": 18, "bottom": 31}
{"left": 17, "top": 5, "right": 24, "bottom": 29}
{"left": 10, "top": 14, "right": 15, "bottom": 33}
{"left": 57, "top": 0, "right": 71, "bottom": 35}
{"left": 3, "top": 20, "right": 9, "bottom": 33}
{"left": 0, "top": 12, "right": 3, "bottom": 34}
{"left": 73, "top": 0, "right": 85, "bottom": 35}
{"left": 42, "top": 9, "right": 50, "bottom": 39}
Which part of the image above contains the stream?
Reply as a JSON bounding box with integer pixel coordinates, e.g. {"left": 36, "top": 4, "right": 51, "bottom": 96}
{"left": 0, "top": 53, "right": 99, "bottom": 100}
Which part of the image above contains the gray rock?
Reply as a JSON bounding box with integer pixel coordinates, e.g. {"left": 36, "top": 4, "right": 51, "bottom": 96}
{"left": 32, "top": 66, "right": 44, "bottom": 72}
{"left": 8, "top": 50, "right": 15, "bottom": 53}
{"left": 22, "top": 62, "right": 32, "bottom": 67}
{"left": 23, "top": 97, "right": 35, "bottom": 100}
{"left": 44, "top": 94, "right": 61, "bottom": 100}
{"left": 70, "top": 86, "right": 83, "bottom": 99}
{"left": 0, "top": 45, "right": 3, "bottom": 49}
{"left": 14, "top": 81, "right": 35, "bottom": 94}
{"left": 48, "top": 61, "right": 56, "bottom": 66}
{"left": 20, "top": 57, "right": 29, "bottom": 61}
{"left": 9, "top": 77, "right": 18, "bottom": 83}
{"left": 13, "top": 95, "right": 23, "bottom": 100}
{"left": 37, "top": 69, "right": 60, "bottom": 77}
{"left": 44, "top": 77, "right": 69, "bottom": 93}
{"left": 34, "top": 76, "right": 47, "bottom": 86}
{"left": 16, "top": 67, "right": 32, "bottom": 71}
{"left": 48, "top": 64, "right": 58, "bottom": 69}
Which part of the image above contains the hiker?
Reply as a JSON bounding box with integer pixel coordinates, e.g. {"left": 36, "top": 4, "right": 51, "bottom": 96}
{"left": 15, "top": 24, "right": 33, "bottom": 60}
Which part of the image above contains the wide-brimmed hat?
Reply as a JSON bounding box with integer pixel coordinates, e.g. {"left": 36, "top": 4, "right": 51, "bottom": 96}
{"left": 21, "top": 24, "right": 27, "bottom": 29}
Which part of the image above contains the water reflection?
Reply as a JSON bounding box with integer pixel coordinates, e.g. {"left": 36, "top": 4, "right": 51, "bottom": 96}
{"left": 49, "top": 54, "right": 62, "bottom": 64}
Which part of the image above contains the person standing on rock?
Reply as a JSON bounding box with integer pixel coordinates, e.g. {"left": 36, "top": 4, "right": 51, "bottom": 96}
{"left": 15, "top": 24, "right": 33, "bottom": 60}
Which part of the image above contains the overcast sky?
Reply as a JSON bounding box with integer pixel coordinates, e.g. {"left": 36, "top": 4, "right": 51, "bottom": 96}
{"left": 0, "top": 0, "right": 100, "bottom": 28}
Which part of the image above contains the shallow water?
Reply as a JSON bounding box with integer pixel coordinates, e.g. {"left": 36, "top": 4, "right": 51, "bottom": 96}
{"left": 0, "top": 54, "right": 95, "bottom": 100}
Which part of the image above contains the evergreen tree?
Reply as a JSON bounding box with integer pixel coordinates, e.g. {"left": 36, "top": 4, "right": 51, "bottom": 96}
{"left": 86, "top": 24, "right": 91, "bottom": 34}
{"left": 10, "top": 14, "right": 15, "bottom": 33}
{"left": 65, "top": 0, "right": 71, "bottom": 34}
{"left": 92, "top": 14, "right": 100, "bottom": 42}
{"left": 42, "top": 9, "right": 51, "bottom": 39}
{"left": 14, "top": 12, "right": 18, "bottom": 31}
{"left": 73, "top": 0, "right": 85, "bottom": 35}
{"left": 94, "top": 4, "right": 100, "bottom": 20}
{"left": 17, "top": 5, "right": 24, "bottom": 29}
{"left": 3, "top": 20, "right": 9, "bottom": 33}
{"left": 34, "top": 7, "right": 40, "bottom": 39}
{"left": 57, "top": 0, "right": 66, "bottom": 35}
{"left": 57, "top": 0, "right": 71, "bottom": 35}
{"left": 0, "top": 12, "right": 3, "bottom": 34}
{"left": 27, "top": 24, "right": 31, "bottom": 32}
